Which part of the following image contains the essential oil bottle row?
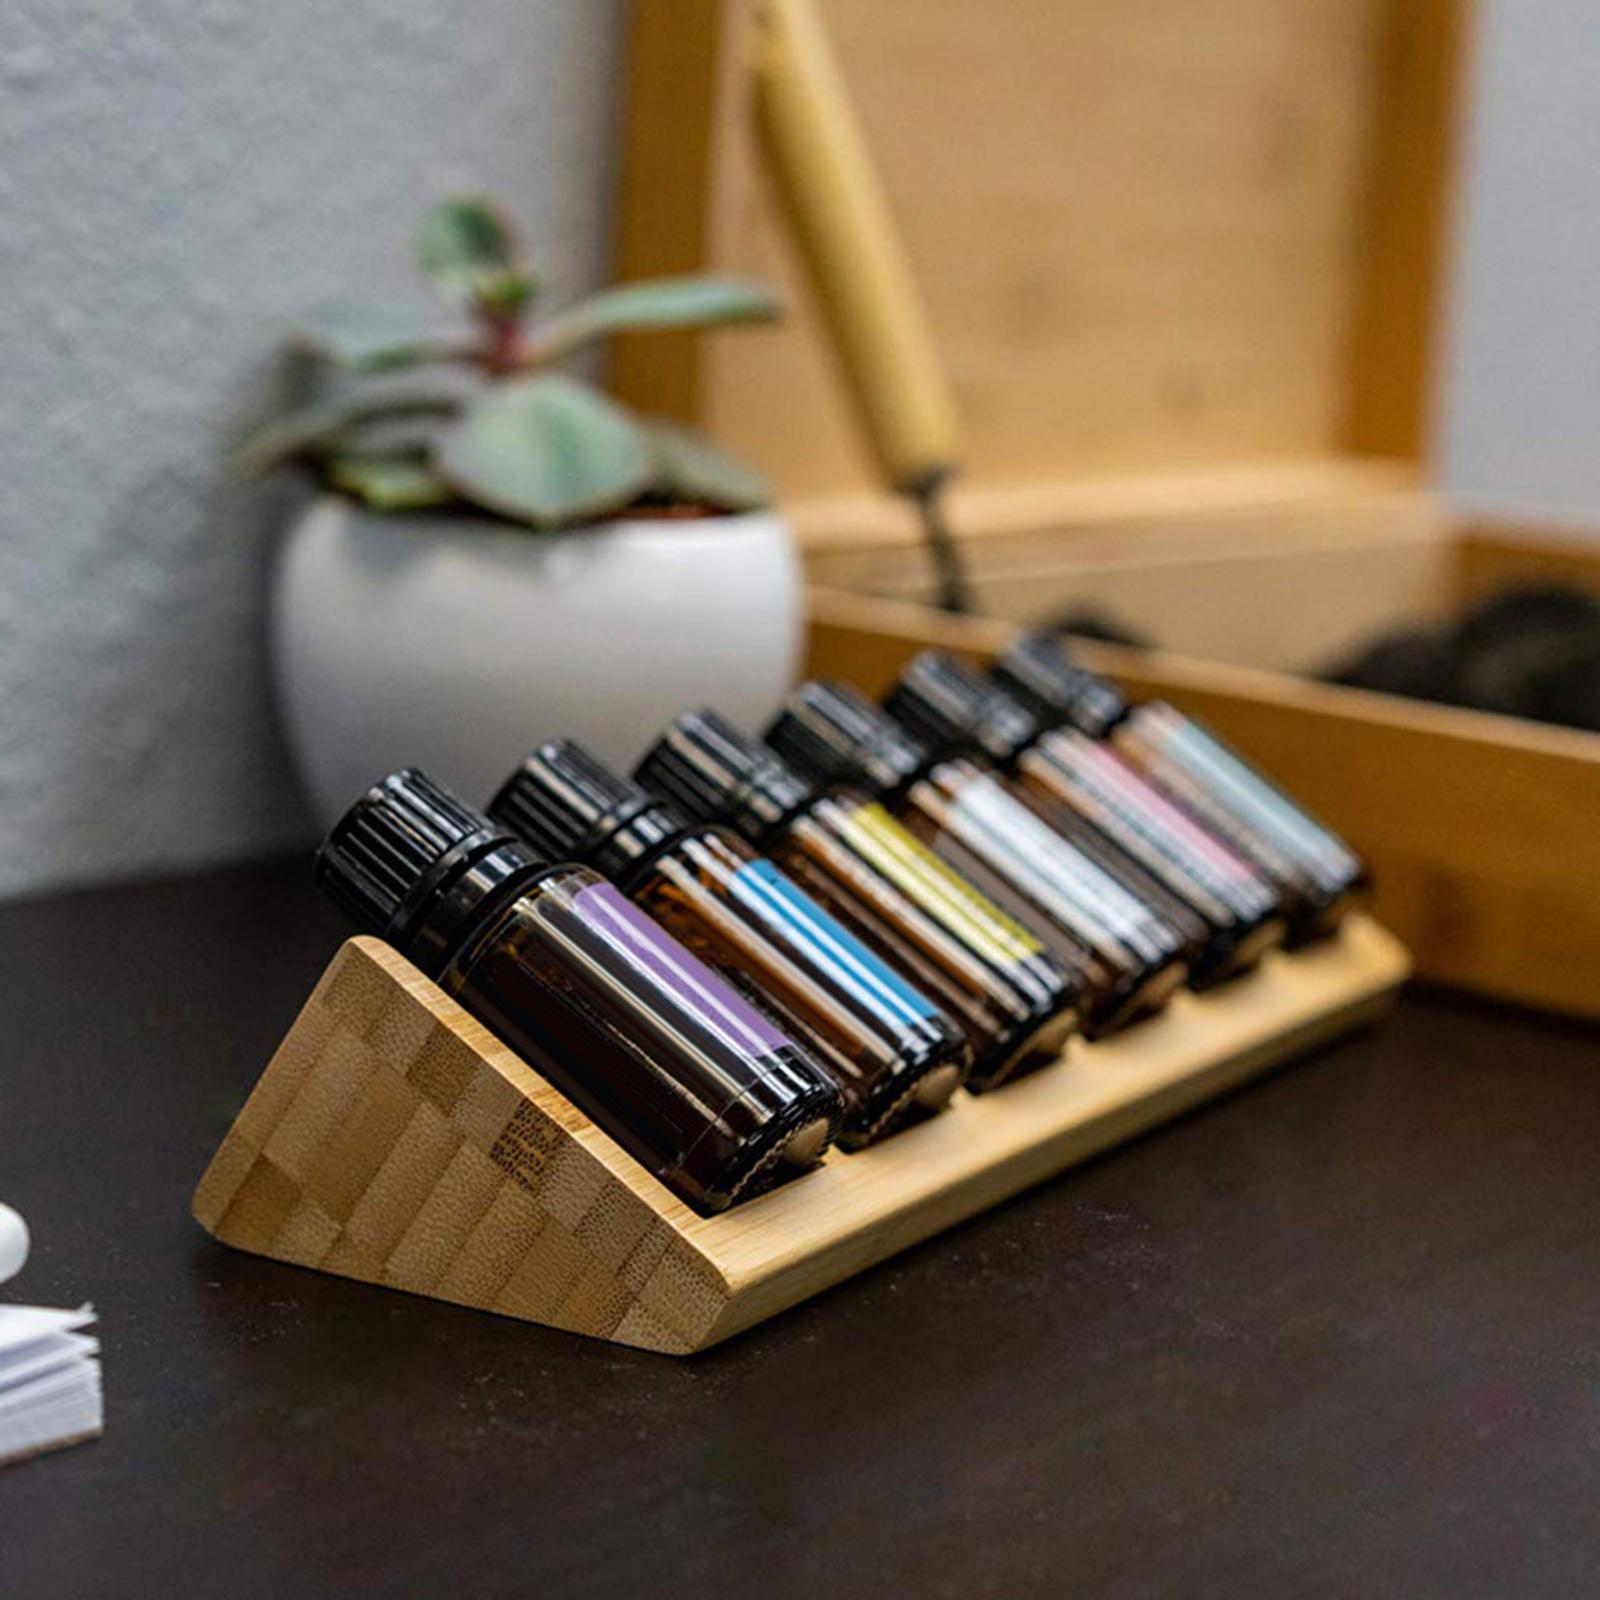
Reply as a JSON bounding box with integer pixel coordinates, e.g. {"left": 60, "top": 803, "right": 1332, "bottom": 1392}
{"left": 314, "top": 633, "right": 1365, "bottom": 1216}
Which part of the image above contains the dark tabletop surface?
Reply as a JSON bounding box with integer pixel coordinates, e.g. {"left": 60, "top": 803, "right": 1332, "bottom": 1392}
{"left": 2, "top": 858, "right": 1599, "bottom": 1598}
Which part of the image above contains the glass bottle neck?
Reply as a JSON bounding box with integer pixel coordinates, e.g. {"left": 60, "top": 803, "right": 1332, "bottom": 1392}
{"left": 399, "top": 842, "right": 555, "bottom": 979}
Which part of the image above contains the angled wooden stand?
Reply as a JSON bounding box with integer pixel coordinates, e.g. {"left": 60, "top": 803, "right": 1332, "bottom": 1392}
{"left": 194, "top": 917, "right": 1408, "bottom": 1354}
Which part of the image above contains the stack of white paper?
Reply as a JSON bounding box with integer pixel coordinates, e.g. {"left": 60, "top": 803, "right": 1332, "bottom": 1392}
{"left": 0, "top": 1303, "right": 102, "bottom": 1465}
{"left": 0, "top": 1202, "right": 102, "bottom": 1466}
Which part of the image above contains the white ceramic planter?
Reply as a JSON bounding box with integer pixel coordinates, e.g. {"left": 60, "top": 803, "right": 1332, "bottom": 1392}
{"left": 273, "top": 497, "right": 803, "bottom": 827}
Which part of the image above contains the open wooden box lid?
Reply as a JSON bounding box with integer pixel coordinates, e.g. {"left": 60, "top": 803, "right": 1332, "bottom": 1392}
{"left": 613, "top": 0, "right": 1466, "bottom": 558}
{"left": 606, "top": 3, "right": 1600, "bottom": 1029}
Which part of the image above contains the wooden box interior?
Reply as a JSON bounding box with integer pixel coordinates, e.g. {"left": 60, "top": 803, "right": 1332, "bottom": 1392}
{"left": 795, "top": 468, "right": 1452, "bottom": 675}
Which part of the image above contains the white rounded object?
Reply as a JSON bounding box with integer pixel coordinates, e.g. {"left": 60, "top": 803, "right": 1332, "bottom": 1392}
{"left": 0, "top": 1203, "right": 29, "bottom": 1285}
{"left": 273, "top": 499, "right": 804, "bottom": 828}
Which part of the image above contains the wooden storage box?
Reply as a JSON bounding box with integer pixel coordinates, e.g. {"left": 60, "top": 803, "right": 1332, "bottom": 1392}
{"left": 613, "top": 0, "right": 1600, "bottom": 1021}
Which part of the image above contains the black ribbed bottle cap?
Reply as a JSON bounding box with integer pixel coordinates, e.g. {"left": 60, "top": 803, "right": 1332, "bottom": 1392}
{"left": 764, "top": 679, "right": 930, "bottom": 798}
{"left": 488, "top": 740, "right": 688, "bottom": 885}
{"left": 882, "top": 651, "right": 1041, "bottom": 766}
{"left": 990, "top": 631, "right": 1131, "bottom": 737}
{"left": 634, "top": 710, "right": 817, "bottom": 847}
{"left": 315, "top": 768, "right": 548, "bottom": 975}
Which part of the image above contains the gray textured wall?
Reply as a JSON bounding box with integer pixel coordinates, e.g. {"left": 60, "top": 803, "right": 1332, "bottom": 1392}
{"left": 0, "top": 0, "right": 624, "bottom": 898}
{"left": 1437, "top": 0, "right": 1600, "bottom": 525}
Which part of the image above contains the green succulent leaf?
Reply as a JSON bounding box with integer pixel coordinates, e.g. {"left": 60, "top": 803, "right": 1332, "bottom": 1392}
{"left": 525, "top": 276, "right": 780, "bottom": 363}
{"left": 646, "top": 422, "right": 771, "bottom": 513}
{"left": 416, "top": 198, "right": 524, "bottom": 310}
{"left": 293, "top": 301, "right": 473, "bottom": 372}
{"left": 436, "top": 374, "right": 654, "bottom": 528}
{"left": 474, "top": 269, "right": 539, "bottom": 322}
{"left": 230, "top": 379, "right": 468, "bottom": 476}
{"left": 327, "top": 453, "right": 456, "bottom": 511}
{"left": 325, "top": 411, "right": 452, "bottom": 458}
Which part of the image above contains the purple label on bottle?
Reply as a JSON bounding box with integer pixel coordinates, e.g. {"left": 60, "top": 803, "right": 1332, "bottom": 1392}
{"left": 572, "top": 881, "right": 791, "bottom": 1058}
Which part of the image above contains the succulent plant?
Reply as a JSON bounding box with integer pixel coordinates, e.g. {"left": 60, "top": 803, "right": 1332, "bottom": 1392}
{"left": 235, "top": 197, "right": 780, "bottom": 529}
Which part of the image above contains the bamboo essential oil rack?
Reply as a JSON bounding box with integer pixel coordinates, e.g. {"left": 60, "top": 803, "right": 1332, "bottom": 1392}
{"left": 193, "top": 0, "right": 1419, "bottom": 1350}
{"left": 194, "top": 917, "right": 1408, "bottom": 1355}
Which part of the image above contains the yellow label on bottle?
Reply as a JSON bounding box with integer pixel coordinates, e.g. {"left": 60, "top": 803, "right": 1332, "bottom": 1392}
{"left": 835, "top": 802, "right": 1043, "bottom": 967}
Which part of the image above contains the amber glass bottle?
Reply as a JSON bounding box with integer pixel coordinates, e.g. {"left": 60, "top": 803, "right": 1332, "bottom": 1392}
{"left": 1010, "top": 719, "right": 1284, "bottom": 982}
{"left": 488, "top": 741, "right": 970, "bottom": 1147}
{"left": 315, "top": 769, "right": 843, "bottom": 1215}
{"left": 767, "top": 670, "right": 1187, "bottom": 1036}
{"left": 992, "top": 632, "right": 1366, "bottom": 943}
{"left": 879, "top": 655, "right": 1284, "bottom": 988}
{"left": 635, "top": 713, "right": 1078, "bottom": 1090}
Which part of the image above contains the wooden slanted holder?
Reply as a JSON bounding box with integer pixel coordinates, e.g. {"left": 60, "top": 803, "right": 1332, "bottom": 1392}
{"left": 194, "top": 918, "right": 1408, "bottom": 1354}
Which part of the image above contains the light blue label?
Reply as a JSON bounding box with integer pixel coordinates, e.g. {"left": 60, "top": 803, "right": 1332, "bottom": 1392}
{"left": 1141, "top": 706, "right": 1361, "bottom": 892}
{"left": 730, "top": 859, "right": 941, "bottom": 1030}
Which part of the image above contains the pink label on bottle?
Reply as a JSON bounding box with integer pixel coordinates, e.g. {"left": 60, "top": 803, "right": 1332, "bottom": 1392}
{"left": 572, "top": 881, "right": 792, "bottom": 1058}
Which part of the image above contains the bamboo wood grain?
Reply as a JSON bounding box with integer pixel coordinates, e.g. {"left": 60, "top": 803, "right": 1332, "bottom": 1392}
{"left": 611, "top": 0, "right": 729, "bottom": 425}
{"left": 1342, "top": 0, "right": 1470, "bottom": 457}
{"left": 614, "top": 0, "right": 1466, "bottom": 497}
{"left": 788, "top": 460, "right": 1427, "bottom": 555}
{"left": 194, "top": 922, "right": 1407, "bottom": 1354}
{"left": 797, "top": 471, "right": 1452, "bottom": 672}
{"left": 1454, "top": 524, "right": 1600, "bottom": 607}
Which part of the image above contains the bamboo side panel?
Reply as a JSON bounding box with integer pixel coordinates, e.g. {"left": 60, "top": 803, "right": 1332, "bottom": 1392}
{"left": 195, "top": 921, "right": 1408, "bottom": 1355}
{"left": 804, "top": 581, "right": 1600, "bottom": 1020}
{"left": 192, "top": 938, "right": 719, "bottom": 1356}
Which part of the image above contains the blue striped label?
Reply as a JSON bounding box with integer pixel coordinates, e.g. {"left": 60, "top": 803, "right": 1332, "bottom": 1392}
{"left": 730, "top": 859, "right": 941, "bottom": 1029}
